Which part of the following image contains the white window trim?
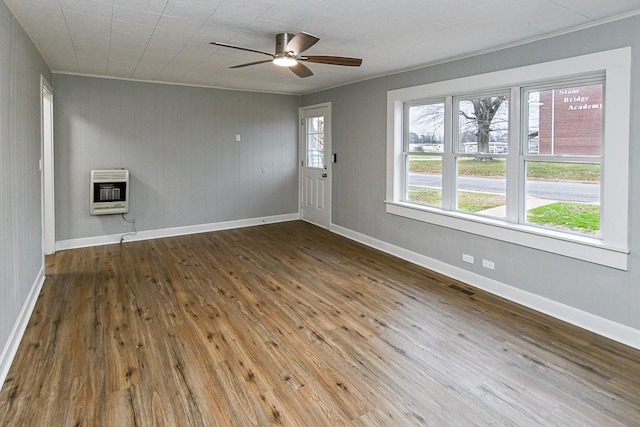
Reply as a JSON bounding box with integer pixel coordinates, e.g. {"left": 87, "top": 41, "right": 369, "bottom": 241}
{"left": 386, "top": 48, "right": 630, "bottom": 270}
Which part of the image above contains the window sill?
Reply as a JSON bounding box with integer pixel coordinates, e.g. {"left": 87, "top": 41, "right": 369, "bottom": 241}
{"left": 385, "top": 201, "right": 628, "bottom": 270}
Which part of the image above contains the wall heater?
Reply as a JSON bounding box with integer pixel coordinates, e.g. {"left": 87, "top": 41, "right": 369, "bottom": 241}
{"left": 90, "top": 169, "right": 129, "bottom": 215}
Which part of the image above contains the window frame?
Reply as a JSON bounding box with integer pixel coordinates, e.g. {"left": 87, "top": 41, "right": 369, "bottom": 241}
{"left": 520, "top": 78, "right": 604, "bottom": 235}
{"left": 403, "top": 99, "right": 446, "bottom": 207}
{"left": 386, "top": 48, "right": 630, "bottom": 270}
{"left": 452, "top": 91, "right": 510, "bottom": 218}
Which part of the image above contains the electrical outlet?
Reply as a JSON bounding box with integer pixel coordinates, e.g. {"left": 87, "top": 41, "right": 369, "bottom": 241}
{"left": 235, "top": 134, "right": 241, "bottom": 142}
{"left": 462, "top": 254, "right": 474, "bottom": 264}
{"left": 482, "top": 259, "right": 495, "bottom": 270}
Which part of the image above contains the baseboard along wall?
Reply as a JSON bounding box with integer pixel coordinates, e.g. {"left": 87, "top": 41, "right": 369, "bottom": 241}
{"left": 56, "top": 213, "right": 301, "bottom": 251}
{"left": 0, "top": 267, "right": 46, "bottom": 391}
{"left": 330, "top": 223, "right": 640, "bottom": 351}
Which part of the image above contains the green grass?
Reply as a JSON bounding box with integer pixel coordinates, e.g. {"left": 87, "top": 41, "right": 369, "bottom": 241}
{"left": 527, "top": 202, "right": 600, "bottom": 233}
{"left": 409, "top": 157, "right": 505, "bottom": 178}
{"left": 408, "top": 152, "right": 602, "bottom": 233}
{"left": 526, "top": 162, "right": 600, "bottom": 182}
{"left": 408, "top": 157, "right": 600, "bottom": 183}
{"left": 409, "top": 186, "right": 600, "bottom": 233}
{"left": 407, "top": 187, "right": 505, "bottom": 213}
{"left": 408, "top": 187, "right": 441, "bottom": 206}
{"left": 457, "top": 192, "right": 506, "bottom": 213}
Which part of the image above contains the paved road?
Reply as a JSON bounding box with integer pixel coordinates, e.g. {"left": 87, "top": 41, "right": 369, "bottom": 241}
{"left": 408, "top": 173, "right": 600, "bottom": 203}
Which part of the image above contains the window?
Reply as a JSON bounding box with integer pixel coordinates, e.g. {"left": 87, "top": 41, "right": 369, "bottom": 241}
{"left": 454, "top": 93, "right": 509, "bottom": 219}
{"left": 386, "top": 48, "right": 630, "bottom": 270}
{"left": 405, "top": 101, "right": 445, "bottom": 207}
{"left": 523, "top": 81, "right": 603, "bottom": 236}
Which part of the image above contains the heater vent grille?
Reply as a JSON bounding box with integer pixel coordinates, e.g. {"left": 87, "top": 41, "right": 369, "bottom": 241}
{"left": 449, "top": 284, "right": 476, "bottom": 296}
{"left": 90, "top": 169, "right": 129, "bottom": 215}
{"left": 92, "top": 170, "right": 128, "bottom": 181}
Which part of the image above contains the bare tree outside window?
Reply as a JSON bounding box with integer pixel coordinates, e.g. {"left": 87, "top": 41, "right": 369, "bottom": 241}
{"left": 408, "top": 96, "right": 509, "bottom": 158}
{"left": 458, "top": 96, "right": 509, "bottom": 159}
{"left": 408, "top": 103, "right": 445, "bottom": 153}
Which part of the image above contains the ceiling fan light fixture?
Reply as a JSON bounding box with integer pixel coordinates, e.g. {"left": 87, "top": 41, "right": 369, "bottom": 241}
{"left": 273, "top": 55, "right": 298, "bottom": 67}
{"left": 211, "top": 32, "right": 362, "bottom": 78}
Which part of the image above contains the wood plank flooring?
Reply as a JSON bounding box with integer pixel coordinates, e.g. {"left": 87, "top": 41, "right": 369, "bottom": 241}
{"left": 1, "top": 220, "right": 639, "bottom": 426}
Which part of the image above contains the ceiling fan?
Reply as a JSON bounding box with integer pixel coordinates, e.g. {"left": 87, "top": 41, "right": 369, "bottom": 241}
{"left": 210, "top": 32, "right": 363, "bottom": 78}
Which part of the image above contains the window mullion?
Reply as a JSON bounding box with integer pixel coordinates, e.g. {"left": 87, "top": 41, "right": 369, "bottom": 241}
{"left": 521, "top": 155, "right": 602, "bottom": 163}
{"left": 441, "top": 95, "right": 455, "bottom": 210}
{"left": 507, "top": 86, "right": 522, "bottom": 224}
{"left": 402, "top": 103, "right": 410, "bottom": 201}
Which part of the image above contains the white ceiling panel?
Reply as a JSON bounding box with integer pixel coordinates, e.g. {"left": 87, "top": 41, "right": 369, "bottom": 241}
{"left": 64, "top": 12, "right": 111, "bottom": 37}
{"left": 110, "top": 32, "right": 150, "bottom": 49}
{"left": 174, "top": 43, "right": 214, "bottom": 61}
{"left": 111, "top": 20, "right": 156, "bottom": 37}
{"left": 4, "top": 0, "right": 640, "bottom": 94}
{"left": 107, "top": 60, "right": 138, "bottom": 78}
{"left": 112, "top": 0, "right": 167, "bottom": 14}
{"left": 191, "top": 24, "right": 239, "bottom": 44}
{"left": 76, "top": 55, "right": 108, "bottom": 75}
{"left": 74, "top": 40, "right": 108, "bottom": 57}
{"left": 112, "top": 6, "right": 161, "bottom": 27}
{"left": 10, "top": 1, "right": 60, "bottom": 17}
{"left": 156, "top": 15, "right": 205, "bottom": 33}
{"left": 108, "top": 50, "right": 137, "bottom": 62}
{"left": 163, "top": 0, "right": 218, "bottom": 21}
{"left": 206, "top": 1, "right": 272, "bottom": 28}
{"left": 59, "top": 0, "right": 112, "bottom": 19}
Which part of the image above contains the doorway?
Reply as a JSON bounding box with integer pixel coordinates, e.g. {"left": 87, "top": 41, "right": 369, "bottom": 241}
{"left": 41, "top": 76, "right": 55, "bottom": 255}
{"left": 300, "top": 103, "right": 331, "bottom": 229}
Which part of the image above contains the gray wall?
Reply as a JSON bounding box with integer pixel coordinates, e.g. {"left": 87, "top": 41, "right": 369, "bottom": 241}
{"left": 302, "top": 16, "right": 640, "bottom": 330}
{"left": 53, "top": 75, "right": 300, "bottom": 240}
{"left": 0, "top": 2, "right": 51, "bottom": 356}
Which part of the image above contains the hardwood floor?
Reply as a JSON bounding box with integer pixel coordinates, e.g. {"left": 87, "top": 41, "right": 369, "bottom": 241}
{"left": 1, "top": 221, "right": 639, "bottom": 426}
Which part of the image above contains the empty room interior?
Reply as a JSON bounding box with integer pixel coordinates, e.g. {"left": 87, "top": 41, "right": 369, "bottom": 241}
{"left": 2, "top": 0, "right": 640, "bottom": 425}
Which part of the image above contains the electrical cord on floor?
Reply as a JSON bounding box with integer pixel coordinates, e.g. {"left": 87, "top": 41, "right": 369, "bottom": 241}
{"left": 120, "top": 213, "right": 137, "bottom": 244}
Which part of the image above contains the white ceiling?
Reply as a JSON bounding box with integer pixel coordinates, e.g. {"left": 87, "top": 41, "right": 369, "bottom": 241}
{"left": 5, "top": 0, "right": 640, "bottom": 95}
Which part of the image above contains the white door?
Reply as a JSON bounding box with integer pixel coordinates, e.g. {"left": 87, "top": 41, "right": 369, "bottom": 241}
{"left": 300, "top": 104, "right": 331, "bottom": 228}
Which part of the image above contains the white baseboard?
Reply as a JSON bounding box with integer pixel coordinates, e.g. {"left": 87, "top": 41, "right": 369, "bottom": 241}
{"left": 0, "top": 266, "right": 46, "bottom": 391}
{"left": 330, "top": 223, "right": 640, "bottom": 351}
{"left": 56, "top": 213, "right": 301, "bottom": 251}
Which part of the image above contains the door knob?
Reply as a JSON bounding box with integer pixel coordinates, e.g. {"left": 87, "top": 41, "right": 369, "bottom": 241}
{"left": 322, "top": 173, "right": 327, "bottom": 178}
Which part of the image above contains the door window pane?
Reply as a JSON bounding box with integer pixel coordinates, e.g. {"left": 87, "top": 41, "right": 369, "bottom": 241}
{"left": 306, "top": 116, "right": 324, "bottom": 168}
{"left": 526, "top": 84, "right": 603, "bottom": 156}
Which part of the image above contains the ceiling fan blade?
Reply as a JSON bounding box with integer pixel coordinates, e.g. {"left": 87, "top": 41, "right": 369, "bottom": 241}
{"left": 290, "top": 62, "right": 313, "bottom": 78}
{"left": 210, "top": 41, "right": 274, "bottom": 58}
{"left": 302, "top": 55, "right": 363, "bottom": 67}
{"left": 285, "top": 32, "right": 319, "bottom": 55}
{"left": 229, "top": 59, "right": 273, "bottom": 69}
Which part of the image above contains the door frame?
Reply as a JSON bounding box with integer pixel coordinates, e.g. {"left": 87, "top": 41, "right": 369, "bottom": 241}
{"left": 299, "top": 102, "right": 332, "bottom": 228}
{"left": 41, "top": 75, "right": 55, "bottom": 255}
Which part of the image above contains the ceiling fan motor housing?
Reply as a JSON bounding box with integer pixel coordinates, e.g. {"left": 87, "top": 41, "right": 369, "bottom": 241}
{"left": 275, "top": 33, "right": 296, "bottom": 55}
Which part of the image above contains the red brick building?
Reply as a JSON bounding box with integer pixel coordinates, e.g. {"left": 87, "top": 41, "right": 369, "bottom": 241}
{"left": 536, "top": 84, "right": 603, "bottom": 156}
